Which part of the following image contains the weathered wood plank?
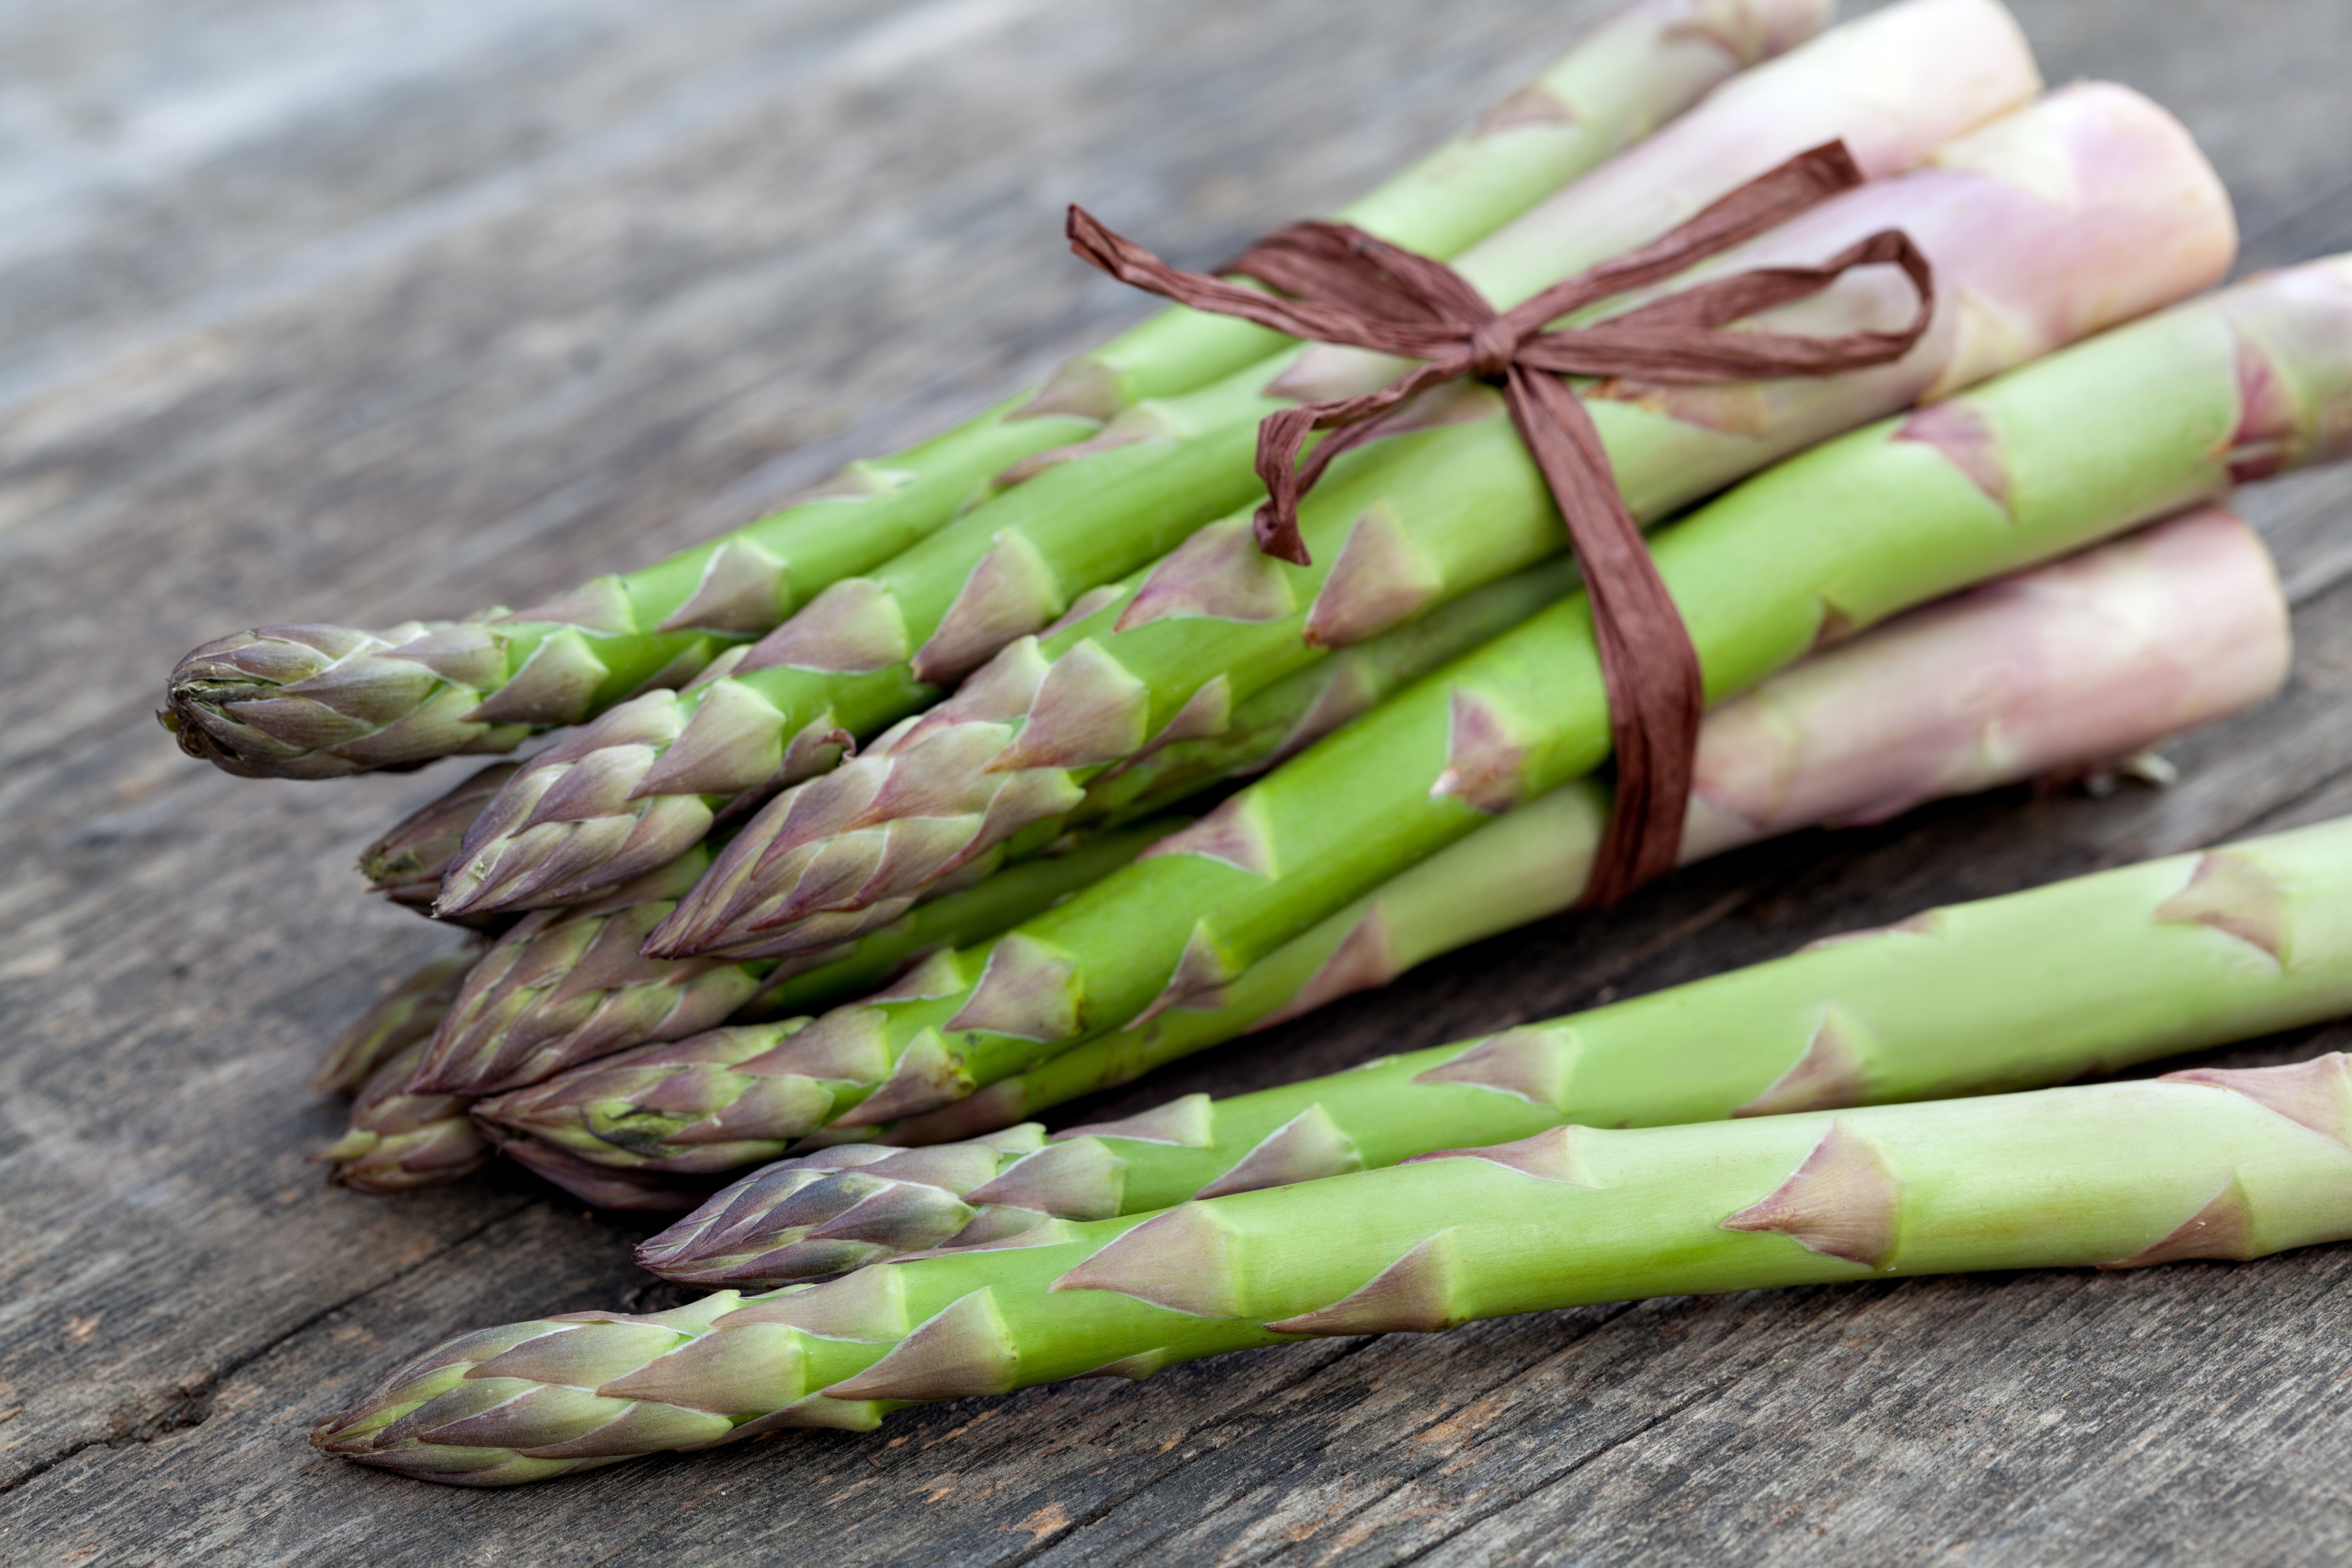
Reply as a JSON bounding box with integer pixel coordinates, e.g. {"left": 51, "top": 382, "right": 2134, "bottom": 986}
{"left": 8, "top": 0, "right": 2352, "bottom": 1563}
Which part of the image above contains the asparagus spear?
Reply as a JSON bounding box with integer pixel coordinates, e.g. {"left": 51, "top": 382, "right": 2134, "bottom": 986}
{"left": 410, "top": 822, "right": 1184, "bottom": 1096}
{"left": 316, "top": 1051, "right": 2352, "bottom": 1484}
{"left": 319, "top": 1041, "right": 491, "bottom": 1195}
{"left": 436, "top": 0, "right": 2042, "bottom": 918}
{"left": 615, "top": 254, "right": 2352, "bottom": 1146}
{"left": 651, "top": 81, "right": 2226, "bottom": 958}
{"left": 358, "top": 763, "right": 521, "bottom": 920}
{"left": 161, "top": 0, "right": 1833, "bottom": 786}
{"left": 310, "top": 950, "right": 480, "bottom": 1096}
{"left": 489, "top": 505, "right": 2287, "bottom": 1197}
{"left": 414, "top": 850, "right": 763, "bottom": 1097}
{"left": 642, "top": 511, "right": 2300, "bottom": 1278}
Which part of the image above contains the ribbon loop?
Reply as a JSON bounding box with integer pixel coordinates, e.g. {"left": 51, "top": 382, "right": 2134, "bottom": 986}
{"left": 1064, "top": 140, "right": 1934, "bottom": 905}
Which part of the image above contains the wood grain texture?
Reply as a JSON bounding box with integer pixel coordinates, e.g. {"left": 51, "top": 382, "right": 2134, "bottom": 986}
{"left": 5, "top": 0, "right": 2352, "bottom": 1562}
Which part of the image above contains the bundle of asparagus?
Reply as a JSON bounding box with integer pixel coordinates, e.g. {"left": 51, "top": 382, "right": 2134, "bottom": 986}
{"left": 314, "top": 813, "right": 2352, "bottom": 1483}
{"left": 162, "top": 0, "right": 1850, "bottom": 786}
{"left": 431, "top": 0, "right": 2042, "bottom": 921}
{"left": 381, "top": 70, "right": 2220, "bottom": 1114}
{"left": 284, "top": 0, "right": 1855, "bottom": 1176}
{"left": 341, "top": 59, "right": 2153, "bottom": 1149}
{"left": 312, "top": 0, "right": 2085, "bottom": 1191}
{"left": 477, "top": 248, "right": 2350, "bottom": 1188}
{"left": 152, "top": 0, "right": 2352, "bottom": 1499}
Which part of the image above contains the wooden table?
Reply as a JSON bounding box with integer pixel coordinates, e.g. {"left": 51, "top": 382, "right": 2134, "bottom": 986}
{"left": 7, "top": 0, "right": 2352, "bottom": 1560}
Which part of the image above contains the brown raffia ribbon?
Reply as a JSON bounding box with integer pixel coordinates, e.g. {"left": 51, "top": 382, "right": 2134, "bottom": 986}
{"left": 1065, "top": 141, "right": 1933, "bottom": 906}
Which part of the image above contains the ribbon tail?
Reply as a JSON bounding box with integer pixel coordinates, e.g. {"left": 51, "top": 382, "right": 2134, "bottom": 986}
{"left": 1250, "top": 363, "right": 1468, "bottom": 565}
{"left": 1506, "top": 368, "right": 1702, "bottom": 905}
{"left": 1251, "top": 406, "right": 1323, "bottom": 565}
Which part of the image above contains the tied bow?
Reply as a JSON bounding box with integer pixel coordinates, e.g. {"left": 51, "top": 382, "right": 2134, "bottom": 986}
{"left": 1065, "top": 142, "right": 1933, "bottom": 905}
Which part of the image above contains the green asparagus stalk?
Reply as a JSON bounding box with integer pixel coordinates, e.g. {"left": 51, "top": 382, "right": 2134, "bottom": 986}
{"left": 310, "top": 949, "right": 480, "bottom": 1096}
{"left": 319, "top": 1041, "right": 492, "bottom": 1195}
{"left": 652, "top": 81, "right": 2233, "bottom": 959}
{"left": 317, "top": 1050, "right": 2352, "bottom": 1485}
{"left": 358, "top": 763, "right": 521, "bottom": 920}
{"left": 645, "top": 515, "right": 2300, "bottom": 1278}
{"left": 619, "top": 253, "right": 2352, "bottom": 1146}
{"left": 435, "top": 0, "right": 2042, "bottom": 918}
{"left": 165, "top": 0, "right": 1835, "bottom": 787}
{"left": 409, "top": 823, "right": 1184, "bottom": 1097}
{"left": 486, "top": 504, "right": 2288, "bottom": 1195}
